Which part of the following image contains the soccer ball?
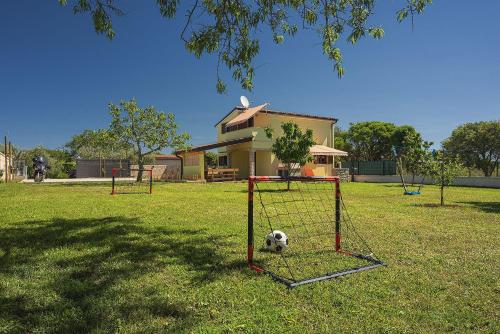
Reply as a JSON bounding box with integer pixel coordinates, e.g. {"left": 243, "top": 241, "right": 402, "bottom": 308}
{"left": 264, "top": 230, "right": 289, "bottom": 252}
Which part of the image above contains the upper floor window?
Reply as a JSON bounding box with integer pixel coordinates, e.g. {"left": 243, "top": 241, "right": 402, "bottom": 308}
{"left": 221, "top": 117, "right": 254, "bottom": 134}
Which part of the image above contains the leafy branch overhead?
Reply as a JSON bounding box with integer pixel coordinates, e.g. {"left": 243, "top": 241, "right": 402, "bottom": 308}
{"left": 58, "top": 0, "right": 432, "bottom": 93}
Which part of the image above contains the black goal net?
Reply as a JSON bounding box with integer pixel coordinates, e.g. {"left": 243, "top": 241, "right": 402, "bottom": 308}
{"left": 248, "top": 176, "right": 385, "bottom": 287}
{"left": 111, "top": 168, "right": 153, "bottom": 195}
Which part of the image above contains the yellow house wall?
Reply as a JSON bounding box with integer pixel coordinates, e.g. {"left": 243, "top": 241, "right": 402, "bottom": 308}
{"left": 253, "top": 113, "right": 333, "bottom": 147}
{"left": 304, "top": 162, "right": 333, "bottom": 177}
{"left": 215, "top": 109, "right": 337, "bottom": 177}
{"left": 231, "top": 150, "right": 249, "bottom": 179}
{"left": 216, "top": 110, "right": 334, "bottom": 150}
{"left": 180, "top": 152, "right": 205, "bottom": 180}
{"left": 256, "top": 150, "right": 273, "bottom": 176}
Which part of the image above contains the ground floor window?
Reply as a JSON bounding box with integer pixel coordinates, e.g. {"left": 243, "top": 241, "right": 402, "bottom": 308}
{"left": 218, "top": 155, "right": 228, "bottom": 166}
{"left": 314, "top": 155, "right": 333, "bottom": 164}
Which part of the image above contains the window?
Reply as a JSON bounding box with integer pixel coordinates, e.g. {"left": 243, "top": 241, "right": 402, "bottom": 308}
{"left": 314, "top": 155, "right": 333, "bottom": 164}
{"left": 218, "top": 155, "right": 228, "bottom": 166}
{"left": 220, "top": 117, "right": 254, "bottom": 134}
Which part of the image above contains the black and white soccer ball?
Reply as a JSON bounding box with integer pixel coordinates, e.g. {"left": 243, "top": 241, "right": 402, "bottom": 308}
{"left": 264, "top": 230, "right": 289, "bottom": 252}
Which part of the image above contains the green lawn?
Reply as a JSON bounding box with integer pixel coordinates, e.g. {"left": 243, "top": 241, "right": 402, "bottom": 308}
{"left": 0, "top": 181, "right": 499, "bottom": 333}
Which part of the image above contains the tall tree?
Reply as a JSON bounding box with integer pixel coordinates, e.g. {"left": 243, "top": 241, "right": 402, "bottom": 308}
{"left": 346, "top": 121, "right": 397, "bottom": 160}
{"left": 443, "top": 121, "right": 500, "bottom": 177}
{"left": 334, "top": 127, "right": 351, "bottom": 158}
{"left": 392, "top": 125, "right": 432, "bottom": 180}
{"left": 58, "top": 0, "right": 431, "bottom": 92}
{"left": 109, "top": 99, "right": 190, "bottom": 181}
{"left": 265, "top": 122, "right": 315, "bottom": 190}
{"left": 65, "top": 129, "right": 133, "bottom": 160}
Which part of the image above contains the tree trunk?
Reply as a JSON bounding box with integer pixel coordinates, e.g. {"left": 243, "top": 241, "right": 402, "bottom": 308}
{"left": 440, "top": 184, "right": 444, "bottom": 206}
{"left": 137, "top": 159, "right": 144, "bottom": 182}
{"left": 136, "top": 145, "right": 144, "bottom": 182}
{"left": 440, "top": 159, "right": 445, "bottom": 206}
{"left": 287, "top": 164, "right": 291, "bottom": 191}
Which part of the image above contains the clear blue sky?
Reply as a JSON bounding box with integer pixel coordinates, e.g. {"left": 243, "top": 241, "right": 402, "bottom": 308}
{"left": 1, "top": 1, "right": 499, "bottom": 150}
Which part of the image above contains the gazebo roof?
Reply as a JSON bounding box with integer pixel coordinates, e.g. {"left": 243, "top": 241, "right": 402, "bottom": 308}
{"left": 310, "top": 145, "right": 348, "bottom": 156}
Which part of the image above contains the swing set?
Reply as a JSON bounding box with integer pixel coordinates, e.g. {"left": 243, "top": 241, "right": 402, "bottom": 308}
{"left": 396, "top": 155, "right": 425, "bottom": 195}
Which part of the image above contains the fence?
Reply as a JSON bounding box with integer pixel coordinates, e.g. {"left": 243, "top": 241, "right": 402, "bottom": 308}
{"left": 130, "top": 165, "right": 181, "bottom": 181}
{"left": 12, "top": 160, "right": 27, "bottom": 181}
{"left": 352, "top": 175, "right": 500, "bottom": 189}
{"left": 76, "top": 159, "right": 130, "bottom": 178}
{"left": 343, "top": 160, "right": 396, "bottom": 175}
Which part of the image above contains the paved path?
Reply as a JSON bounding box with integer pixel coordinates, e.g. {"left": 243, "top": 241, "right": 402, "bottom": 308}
{"left": 21, "top": 177, "right": 134, "bottom": 184}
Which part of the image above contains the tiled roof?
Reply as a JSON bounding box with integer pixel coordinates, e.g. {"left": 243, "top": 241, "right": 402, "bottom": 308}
{"left": 215, "top": 106, "right": 338, "bottom": 126}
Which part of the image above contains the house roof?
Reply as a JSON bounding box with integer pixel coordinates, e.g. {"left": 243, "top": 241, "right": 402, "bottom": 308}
{"left": 155, "top": 154, "right": 180, "bottom": 160}
{"left": 175, "top": 136, "right": 254, "bottom": 154}
{"left": 310, "top": 145, "right": 348, "bottom": 156}
{"left": 214, "top": 106, "right": 338, "bottom": 126}
{"left": 226, "top": 104, "right": 267, "bottom": 126}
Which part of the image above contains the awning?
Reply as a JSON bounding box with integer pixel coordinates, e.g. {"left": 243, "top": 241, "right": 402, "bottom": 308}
{"left": 175, "top": 136, "right": 253, "bottom": 154}
{"left": 310, "top": 145, "right": 348, "bottom": 156}
{"left": 225, "top": 104, "right": 267, "bottom": 126}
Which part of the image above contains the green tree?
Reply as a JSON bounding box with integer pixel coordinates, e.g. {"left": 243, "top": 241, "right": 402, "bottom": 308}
{"left": 265, "top": 122, "right": 315, "bottom": 190}
{"left": 392, "top": 125, "right": 432, "bottom": 181}
{"left": 334, "top": 126, "right": 350, "bottom": 165}
{"left": 65, "top": 129, "right": 133, "bottom": 160}
{"left": 18, "top": 146, "right": 73, "bottom": 179}
{"left": 426, "top": 150, "right": 462, "bottom": 206}
{"left": 58, "top": 0, "right": 431, "bottom": 92}
{"left": 346, "top": 121, "right": 397, "bottom": 160}
{"left": 109, "top": 99, "right": 190, "bottom": 181}
{"left": 205, "top": 152, "right": 218, "bottom": 168}
{"left": 443, "top": 121, "right": 500, "bottom": 177}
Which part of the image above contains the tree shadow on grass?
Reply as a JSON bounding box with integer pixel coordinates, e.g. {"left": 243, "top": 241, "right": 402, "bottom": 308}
{"left": 380, "top": 184, "right": 405, "bottom": 188}
{"left": 0, "top": 216, "right": 241, "bottom": 333}
{"left": 411, "top": 203, "right": 461, "bottom": 208}
{"left": 457, "top": 201, "right": 500, "bottom": 214}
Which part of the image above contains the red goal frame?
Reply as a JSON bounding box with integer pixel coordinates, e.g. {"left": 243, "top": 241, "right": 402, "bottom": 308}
{"left": 247, "top": 176, "right": 385, "bottom": 287}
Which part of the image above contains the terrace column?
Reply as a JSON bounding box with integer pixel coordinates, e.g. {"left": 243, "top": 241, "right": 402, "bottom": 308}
{"left": 249, "top": 149, "right": 255, "bottom": 177}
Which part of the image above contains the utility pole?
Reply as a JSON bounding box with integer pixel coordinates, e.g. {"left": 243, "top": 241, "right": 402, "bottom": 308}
{"left": 9, "top": 141, "right": 13, "bottom": 181}
{"left": 440, "top": 156, "right": 445, "bottom": 206}
{"left": 4, "top": 136, "right": 7, "bottom": 183}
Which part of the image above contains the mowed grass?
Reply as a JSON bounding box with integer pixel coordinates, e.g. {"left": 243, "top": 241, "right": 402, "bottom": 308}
{"left": 0, "top": 181, "right": 498, "bottom": 333}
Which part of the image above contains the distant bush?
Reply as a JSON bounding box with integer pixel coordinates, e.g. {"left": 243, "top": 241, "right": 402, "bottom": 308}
{"left": 18, "top": 146, "right": 73, "bottom": 179}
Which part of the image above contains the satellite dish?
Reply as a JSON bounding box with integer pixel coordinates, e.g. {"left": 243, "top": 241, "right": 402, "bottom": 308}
{"left": 240, "top": 96, "right": 250, "bottom": 108}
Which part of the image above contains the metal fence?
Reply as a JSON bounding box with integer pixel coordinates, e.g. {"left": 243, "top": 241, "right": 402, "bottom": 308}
{"left": 12, "top": 160, "right": 27, "bottom": 180}
{"left": 343, "top": 160, "right": 397, "bottom": 175}
{"left": 76, "top": 159, "right": 131, "bottom": 178}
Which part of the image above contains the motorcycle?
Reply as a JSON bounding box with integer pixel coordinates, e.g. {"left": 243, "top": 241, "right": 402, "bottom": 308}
{"left": 32, "top": 156, "right": 50, "bottom": 182}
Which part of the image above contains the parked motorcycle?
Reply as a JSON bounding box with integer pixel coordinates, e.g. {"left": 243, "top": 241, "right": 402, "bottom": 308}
{"left": 32, "top": 156, "right": 50, "bottom": 182}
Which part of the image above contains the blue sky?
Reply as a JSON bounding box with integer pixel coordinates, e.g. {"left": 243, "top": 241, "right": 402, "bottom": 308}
{"left": 1, "top": 1, "right": 499, "bottom": 150}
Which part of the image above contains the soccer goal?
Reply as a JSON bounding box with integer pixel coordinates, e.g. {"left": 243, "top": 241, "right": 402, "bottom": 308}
{"left": 248, "top": 176, "right": 385, "bottom": 287}
{"left": 111, "top": 168, "right": 153, "bottom": 195}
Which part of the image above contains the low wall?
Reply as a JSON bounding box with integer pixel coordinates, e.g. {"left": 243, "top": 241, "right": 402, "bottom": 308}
{"left": 352, "top": 175, "right": 500, "bottom": 188}
{"left": 130, "top": 165, "right": 181, "bottom": 181}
